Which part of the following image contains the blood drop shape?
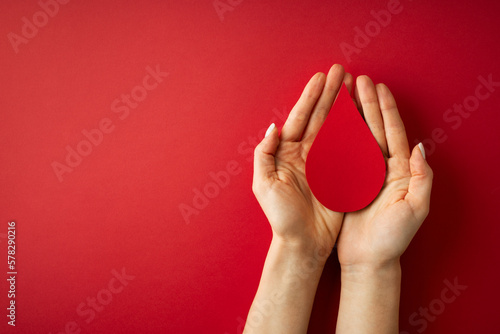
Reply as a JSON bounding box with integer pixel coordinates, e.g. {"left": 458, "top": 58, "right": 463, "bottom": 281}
{"left": 306, "top": 84, "right": 386, "bottom": 212}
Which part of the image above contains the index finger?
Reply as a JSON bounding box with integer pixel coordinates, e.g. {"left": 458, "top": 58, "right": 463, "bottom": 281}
{"left": 301, "top": 64, "right": 345, "bottom": 149}
{"left": 280, "top": 72, "right": 326, "bottom": 142}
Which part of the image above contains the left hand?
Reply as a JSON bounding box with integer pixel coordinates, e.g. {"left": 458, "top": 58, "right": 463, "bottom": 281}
{"left": 252, "top": 64, "right": 349, "bottom": 256}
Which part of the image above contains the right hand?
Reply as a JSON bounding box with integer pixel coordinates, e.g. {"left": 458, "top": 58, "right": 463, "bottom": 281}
{"left": 336, "top": 75, "right": 433, "bottom": 270}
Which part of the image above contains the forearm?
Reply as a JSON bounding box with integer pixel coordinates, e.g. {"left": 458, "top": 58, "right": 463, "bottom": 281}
{"left": 336, "top": 259, "right": 402, "bottom": 334}
{"left": 243, "top": 237, "right": 327, "bottom": 334}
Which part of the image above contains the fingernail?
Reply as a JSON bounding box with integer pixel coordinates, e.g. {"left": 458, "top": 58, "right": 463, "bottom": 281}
{"left": 265, "top": 123, "right": 275, "bottom": 138}
{"left": 418, "top": 142, "right": 426, "bottom": 160}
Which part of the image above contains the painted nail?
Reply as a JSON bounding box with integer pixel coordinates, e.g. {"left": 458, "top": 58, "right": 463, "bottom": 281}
{"left": 418, "top": 142, "right": 426, "bottom": 160}
{"left": 265, "top": 123, "right": 275, "bottom": 138}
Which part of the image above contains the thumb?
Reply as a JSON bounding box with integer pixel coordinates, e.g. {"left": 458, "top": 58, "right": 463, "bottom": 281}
{"left": 253, "top": 123, "right": 280, "bottom": 192}
{"left": 406, "top": 143, "right": 433, "bottom": 220}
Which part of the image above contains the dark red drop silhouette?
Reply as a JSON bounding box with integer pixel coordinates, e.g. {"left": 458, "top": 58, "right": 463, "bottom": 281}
{"left": 306, "top": 84, "right": 386, "bottom": 212}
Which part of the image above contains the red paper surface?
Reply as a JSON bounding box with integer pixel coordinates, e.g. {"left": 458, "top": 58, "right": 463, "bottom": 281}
{"left": 1, "top": 1, "right": 500, "bottom": 333}
{"left": 306, "top": 84, "right": 386, "bottom": 212}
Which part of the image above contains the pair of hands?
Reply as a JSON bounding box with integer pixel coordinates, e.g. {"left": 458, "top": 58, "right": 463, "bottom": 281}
{"left": 252, "top": 64, "right": 433, "bottom": 271}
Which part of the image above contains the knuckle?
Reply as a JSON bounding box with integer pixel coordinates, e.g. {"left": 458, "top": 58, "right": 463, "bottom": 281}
{"left": 253, "top": 144, "right": 262, "bottom": 156}
{"left": 425, "top": 165, "right": 434, "bottom": 181}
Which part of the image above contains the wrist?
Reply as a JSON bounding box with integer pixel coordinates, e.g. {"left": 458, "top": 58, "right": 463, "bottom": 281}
{"left": 337, "top": 258, "right": 402, "bottom": 334}
{"left": 340, "top": 258, "right": 401, "bottom": 284}
{"left": 270, "top": 235, "right": 331, "bottom": 270}
{"left": 269, "top": 236, "right": 330, "bottom": 281}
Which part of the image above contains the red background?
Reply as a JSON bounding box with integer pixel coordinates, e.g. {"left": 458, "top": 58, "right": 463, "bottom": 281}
{"left": 1, "top": 0, "right": 499, "bottom": 333}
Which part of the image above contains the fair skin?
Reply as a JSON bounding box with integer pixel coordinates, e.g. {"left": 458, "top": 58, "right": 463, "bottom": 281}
{"left": 245, "top": 64, "right": 433, "bottom": 333}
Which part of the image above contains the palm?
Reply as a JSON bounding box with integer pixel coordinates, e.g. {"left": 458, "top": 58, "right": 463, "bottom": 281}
{"left": 266, "top": 141, "right": 343, "bottom": 250}
{"left": 338, "top": 157, "right": 418, "bottom": 266}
